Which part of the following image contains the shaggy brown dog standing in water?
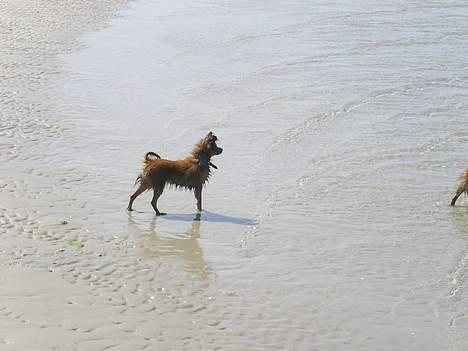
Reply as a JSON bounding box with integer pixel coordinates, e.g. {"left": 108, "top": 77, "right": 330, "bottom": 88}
{"left": 451, "top": 169, "right": 468, "bottom": 206}
{"left": 127, "top": 132, "right": 223, "bottom": 215}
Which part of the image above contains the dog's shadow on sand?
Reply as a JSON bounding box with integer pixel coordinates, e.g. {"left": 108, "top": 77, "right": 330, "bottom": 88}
{"left": 159, "top": 211, "right": 256, "bottom": 225}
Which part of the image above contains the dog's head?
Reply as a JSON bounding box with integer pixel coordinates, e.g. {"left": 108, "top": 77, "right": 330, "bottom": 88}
{"left": 204, "top": 131, "right": 223, "bottom": 157}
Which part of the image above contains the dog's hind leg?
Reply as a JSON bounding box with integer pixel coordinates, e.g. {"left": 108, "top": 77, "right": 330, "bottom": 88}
{"left": 451, "top": 180, "right": 468, "bottom": 206}
{"left": 451, "top": 169, "right": 468, "bottom": 206}
{"left": 452, "top": 194, "right": 461, "bottom": 206}
{"left": 127, "top": 182, "right": 150, "bottom": 211}
{"left": 451, "top": 188, "right": 465, "bottom": 206}
{"left": 151, "top": 184, "right": 166, "bottom": 216}
{"left": 194, "top": 185, "right": 202, "bottom": 212}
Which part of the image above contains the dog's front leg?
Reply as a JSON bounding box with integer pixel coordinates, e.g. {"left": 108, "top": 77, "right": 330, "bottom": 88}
{"left": 194, "top": 185, "right": 202, "bottom": 212}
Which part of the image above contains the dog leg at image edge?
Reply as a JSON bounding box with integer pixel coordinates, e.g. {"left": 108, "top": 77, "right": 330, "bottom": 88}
{"left": 451, "top": 169, "right": 468, "bottom": 206}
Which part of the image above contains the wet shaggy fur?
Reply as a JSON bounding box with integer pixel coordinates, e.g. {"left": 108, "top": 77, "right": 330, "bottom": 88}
{"left": 451, "top": 169, "right": 468, "bottom": 206}
{"left": 127, "top": 132, "right": 223, "bottom": 215}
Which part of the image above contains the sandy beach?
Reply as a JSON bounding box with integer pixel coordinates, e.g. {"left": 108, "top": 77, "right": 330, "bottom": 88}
{"left": 2, "top": 0, "right": 468, "bottom": 350}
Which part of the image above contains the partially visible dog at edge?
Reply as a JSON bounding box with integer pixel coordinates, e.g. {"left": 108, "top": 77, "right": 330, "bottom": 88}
{"left": 127, "top": 132, "right": 223, "bottom": 215}
{"left": 451, "top": 169, "right": 468, "bottom": 206}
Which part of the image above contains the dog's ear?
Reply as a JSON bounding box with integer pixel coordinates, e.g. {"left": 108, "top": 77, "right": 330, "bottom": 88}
{"left": 206, "top": 131, "right": 217, "bottom": 141}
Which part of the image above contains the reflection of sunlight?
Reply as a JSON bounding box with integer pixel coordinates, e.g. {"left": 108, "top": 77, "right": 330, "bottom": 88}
{"left": 128, "top": 214, "right": 211, "bottom": 281}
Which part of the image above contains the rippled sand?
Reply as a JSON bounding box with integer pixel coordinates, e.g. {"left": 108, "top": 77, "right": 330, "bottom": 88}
{"left": 2, "top": 0, "right": 468, "bottom": 350}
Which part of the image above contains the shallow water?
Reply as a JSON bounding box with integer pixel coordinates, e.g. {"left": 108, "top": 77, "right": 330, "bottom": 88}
{"left": 1, "top": 0, "right": 468, "bottom": 349}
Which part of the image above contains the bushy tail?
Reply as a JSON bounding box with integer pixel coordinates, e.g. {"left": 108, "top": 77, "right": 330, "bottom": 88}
{"left": 451, "top": 169, "right": 468, "bottom": 206}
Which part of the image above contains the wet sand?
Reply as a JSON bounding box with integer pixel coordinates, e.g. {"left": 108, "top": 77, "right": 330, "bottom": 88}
{"left": 2, "top": 0, "right": 468, "bottom": 350}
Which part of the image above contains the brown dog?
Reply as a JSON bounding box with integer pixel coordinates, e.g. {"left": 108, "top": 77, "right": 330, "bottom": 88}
{"left": 127, "top": 132, "right": 223, "bottom": 215}
{"left": 451, "top": 169, "right": 468, "bottom": 206}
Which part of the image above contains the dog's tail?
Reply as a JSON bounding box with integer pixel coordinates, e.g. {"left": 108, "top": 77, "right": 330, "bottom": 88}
{"left": 145, "top": 151, "right": 161, "bottom": 162}
{"left": 451, "top": 168, "right": 468, "bottom": 206}
{"left": 134, "top": 152, "right": 162, "bottom": 186}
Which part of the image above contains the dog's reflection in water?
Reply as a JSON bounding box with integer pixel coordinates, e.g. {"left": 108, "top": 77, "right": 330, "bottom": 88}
{"left": 128, "top": 213, "right": 210, "bottom": 282}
